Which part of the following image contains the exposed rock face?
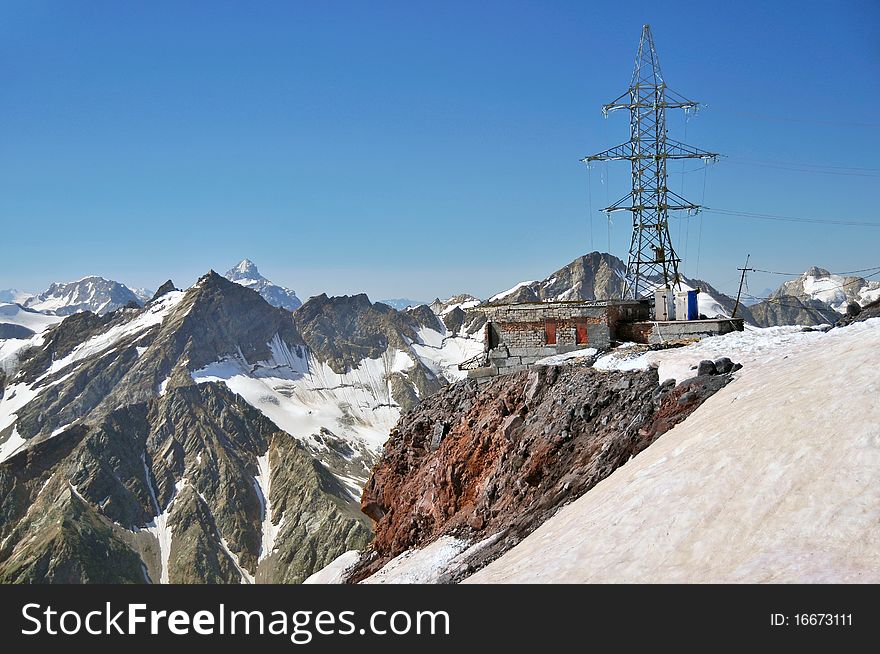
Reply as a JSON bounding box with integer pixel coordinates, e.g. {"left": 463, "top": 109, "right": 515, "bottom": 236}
{"left": 353, "top": 360, "right": 732, "bottom": 581}
{"left": 293, "top": 294, "right": 446, "bottom": 410}
{"left": 836, "top": 298, "right": 880, "bottom": 326}
{"left": 0, "top": 383, "right": 370, "bottom": 583}
{"left": 747, "top": 295, "right": 840, "bottom": 328}
{"left": 150, "top": 280, "right": 178, "bottom": 301}
{"left": 491, "top": 252, "right": 627, "bottom": 303}
{"left": 224, "top": 259, "right": 302, "bottom": 312}
{"left": 25, "top": 276, "right": 144, "bottom": 316}
{"left": 0, "top": 325, "right": 34, "bottom": 340}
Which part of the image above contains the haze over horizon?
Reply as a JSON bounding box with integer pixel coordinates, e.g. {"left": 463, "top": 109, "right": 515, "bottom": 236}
{"left": 2, "top": 1, "right": 879, "bottom": 302}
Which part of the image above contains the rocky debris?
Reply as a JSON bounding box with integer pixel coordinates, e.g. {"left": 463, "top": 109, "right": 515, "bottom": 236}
{"left": 351, "top": 362, "right": 734, "bottom": 582}
{"left": 693, "top": 357, "right": 743, "bottom": 378}
{"left": 697, "top": 360, "right": 717, "bottom": 376}
{"left": 836, "top": 298, "right": 880, "bottom": 327}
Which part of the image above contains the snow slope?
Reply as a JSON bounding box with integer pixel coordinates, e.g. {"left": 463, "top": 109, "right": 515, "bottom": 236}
{"left": 0, "top": 304, "right": 63, "bottom": 375}
{"left": 467, "top": 318, "right": 880, "bottom": 583}
{"left": 489, "top": 281, "right": 536, "bottom": 303}
{"left": 0, "top": 303, "right": 60, "bottom": 333}
{"left": 0, "top": 290, "right": 34, "bottom": 304}
{"left": 594, "top": 324, "right": 828, "bottom": 385}
{"left": 407, "top": 325, "right": 483, "bottom": 383}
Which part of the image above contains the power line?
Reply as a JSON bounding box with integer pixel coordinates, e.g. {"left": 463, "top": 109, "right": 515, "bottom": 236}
{"left": 751, "top": 265, "right": 880, "bottom": 276}
{"left": 729, "top": 157, "right": 880, "bottom": 173}
{"left": 703, "top": 207, "right": 880, "bottom": 228}
{"left": 739, "top": 269, "right": 880, "bottom": 309}
{"left": 723, "top": 158, "right": 880, "bottom": 178}
{"left": 721, "top": 109, "right": 880, "bottom": 130}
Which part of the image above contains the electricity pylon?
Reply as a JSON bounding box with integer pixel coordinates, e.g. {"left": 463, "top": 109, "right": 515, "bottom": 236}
{"left": 583, "top": 24, "right": 719, "bottom": 299}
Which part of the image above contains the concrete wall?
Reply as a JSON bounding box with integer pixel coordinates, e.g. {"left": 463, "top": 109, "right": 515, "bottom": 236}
{"left": 620, "top": 318, "right": 745, "bottom": 345}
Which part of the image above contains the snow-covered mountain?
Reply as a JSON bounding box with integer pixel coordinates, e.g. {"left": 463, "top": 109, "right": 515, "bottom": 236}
{"left": 488, "top": 252, "right": 628, "bottom": 303}
{"left": 24, "top": 276, "right": 145, "bottom": 316}
{"left": 769, "top": 266, "right": 880, "bottom": 313}
{"left": 481, "top": 253, "right": 846, "bottom": 328}
{"left": 224, "top": 259, "right": 302, "bottom": 312}
{"left": 0, "top": 289, "right": 34, "bottom": 305}
{"left": 0, "top": 271, "right": 483, "bottom": 583}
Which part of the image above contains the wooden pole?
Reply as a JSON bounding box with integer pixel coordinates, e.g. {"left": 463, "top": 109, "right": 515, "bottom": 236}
{"left": 733, "top": 254, "right": 753, "bottom": 319}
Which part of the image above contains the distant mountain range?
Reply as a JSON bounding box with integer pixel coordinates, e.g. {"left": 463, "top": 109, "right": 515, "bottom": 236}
{"left": 2, "top": 252, "right": 878, "bottom": 583}
{"left": 483, "top": 253, "right": 867, "bottom": 328}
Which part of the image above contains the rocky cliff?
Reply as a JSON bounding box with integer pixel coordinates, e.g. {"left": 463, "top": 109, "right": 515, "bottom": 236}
{"left": 747, "top": 294, "right": 840, "bottom": 328}
{"left": 350, "top": 358, "right": 734, "bottom": 582}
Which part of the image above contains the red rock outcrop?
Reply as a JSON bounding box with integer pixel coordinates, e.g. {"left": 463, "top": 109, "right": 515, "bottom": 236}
{"left": 354, "top": 361, "right": 732, "bottom": 581}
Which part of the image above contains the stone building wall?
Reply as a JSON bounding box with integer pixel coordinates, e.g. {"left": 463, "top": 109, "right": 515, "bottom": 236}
{"left": 467, "top": 300, "right": 648, "bottom": 378}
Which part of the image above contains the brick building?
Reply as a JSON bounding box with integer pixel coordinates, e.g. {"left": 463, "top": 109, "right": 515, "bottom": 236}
{"left": 465, "top": 299, "right": 649, "bottom": 377}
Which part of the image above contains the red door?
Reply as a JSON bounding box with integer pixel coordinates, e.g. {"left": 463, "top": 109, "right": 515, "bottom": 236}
{"left": 576, "top": 320, "right": 588, "bottom": 345}
{"left": 544, "top": 319, "right": 557, "bottom": 345}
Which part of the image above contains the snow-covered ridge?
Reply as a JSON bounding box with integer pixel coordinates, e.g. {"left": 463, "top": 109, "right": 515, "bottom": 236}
{"left": 41, "top": 291, "right": 185, "bottom": 378}
{"left": 24, "top": 276, "right": 146, "bottom": 316}
{"left": 0, "top": 303, "right": 63, "bottom": 333}
{"left": 489, "top": 281, "right": 536, "bottom": 303}
{"left": 468, "top": 318, "right": 880, "bottom": 583}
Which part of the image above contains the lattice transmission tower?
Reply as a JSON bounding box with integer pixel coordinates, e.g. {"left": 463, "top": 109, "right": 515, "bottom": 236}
{"left": 583, "top": 24, "right": 719, "bottom": 299}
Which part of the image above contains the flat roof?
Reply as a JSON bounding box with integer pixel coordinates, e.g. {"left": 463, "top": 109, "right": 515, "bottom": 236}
{"left": 475, "top": 298, "right": 647, "bottom": 310}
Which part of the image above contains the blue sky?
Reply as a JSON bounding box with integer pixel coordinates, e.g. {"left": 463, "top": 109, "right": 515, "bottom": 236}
{"left": 1, "top": 0, "right": 878, "bottom": 302}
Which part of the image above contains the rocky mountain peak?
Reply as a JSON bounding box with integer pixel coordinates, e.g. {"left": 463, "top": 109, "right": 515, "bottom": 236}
{"left": 226, "top": 258, "right": 262, "bottom": 281}
{"left": 222, "top": 260, "right": 301, "bottom": 313}
{"left": 804, "top": 266, "right": 830, "bottom": 278}
{"left": 150, "top": 280, "right": 178, "bottom": 302}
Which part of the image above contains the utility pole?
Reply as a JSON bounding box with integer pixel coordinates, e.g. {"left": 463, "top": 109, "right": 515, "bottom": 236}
{"left": 733, "top": 254, "right": 753, "bottom": 318}
{"left": 583, "top": 25, "right": 719, "bottom": 299}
